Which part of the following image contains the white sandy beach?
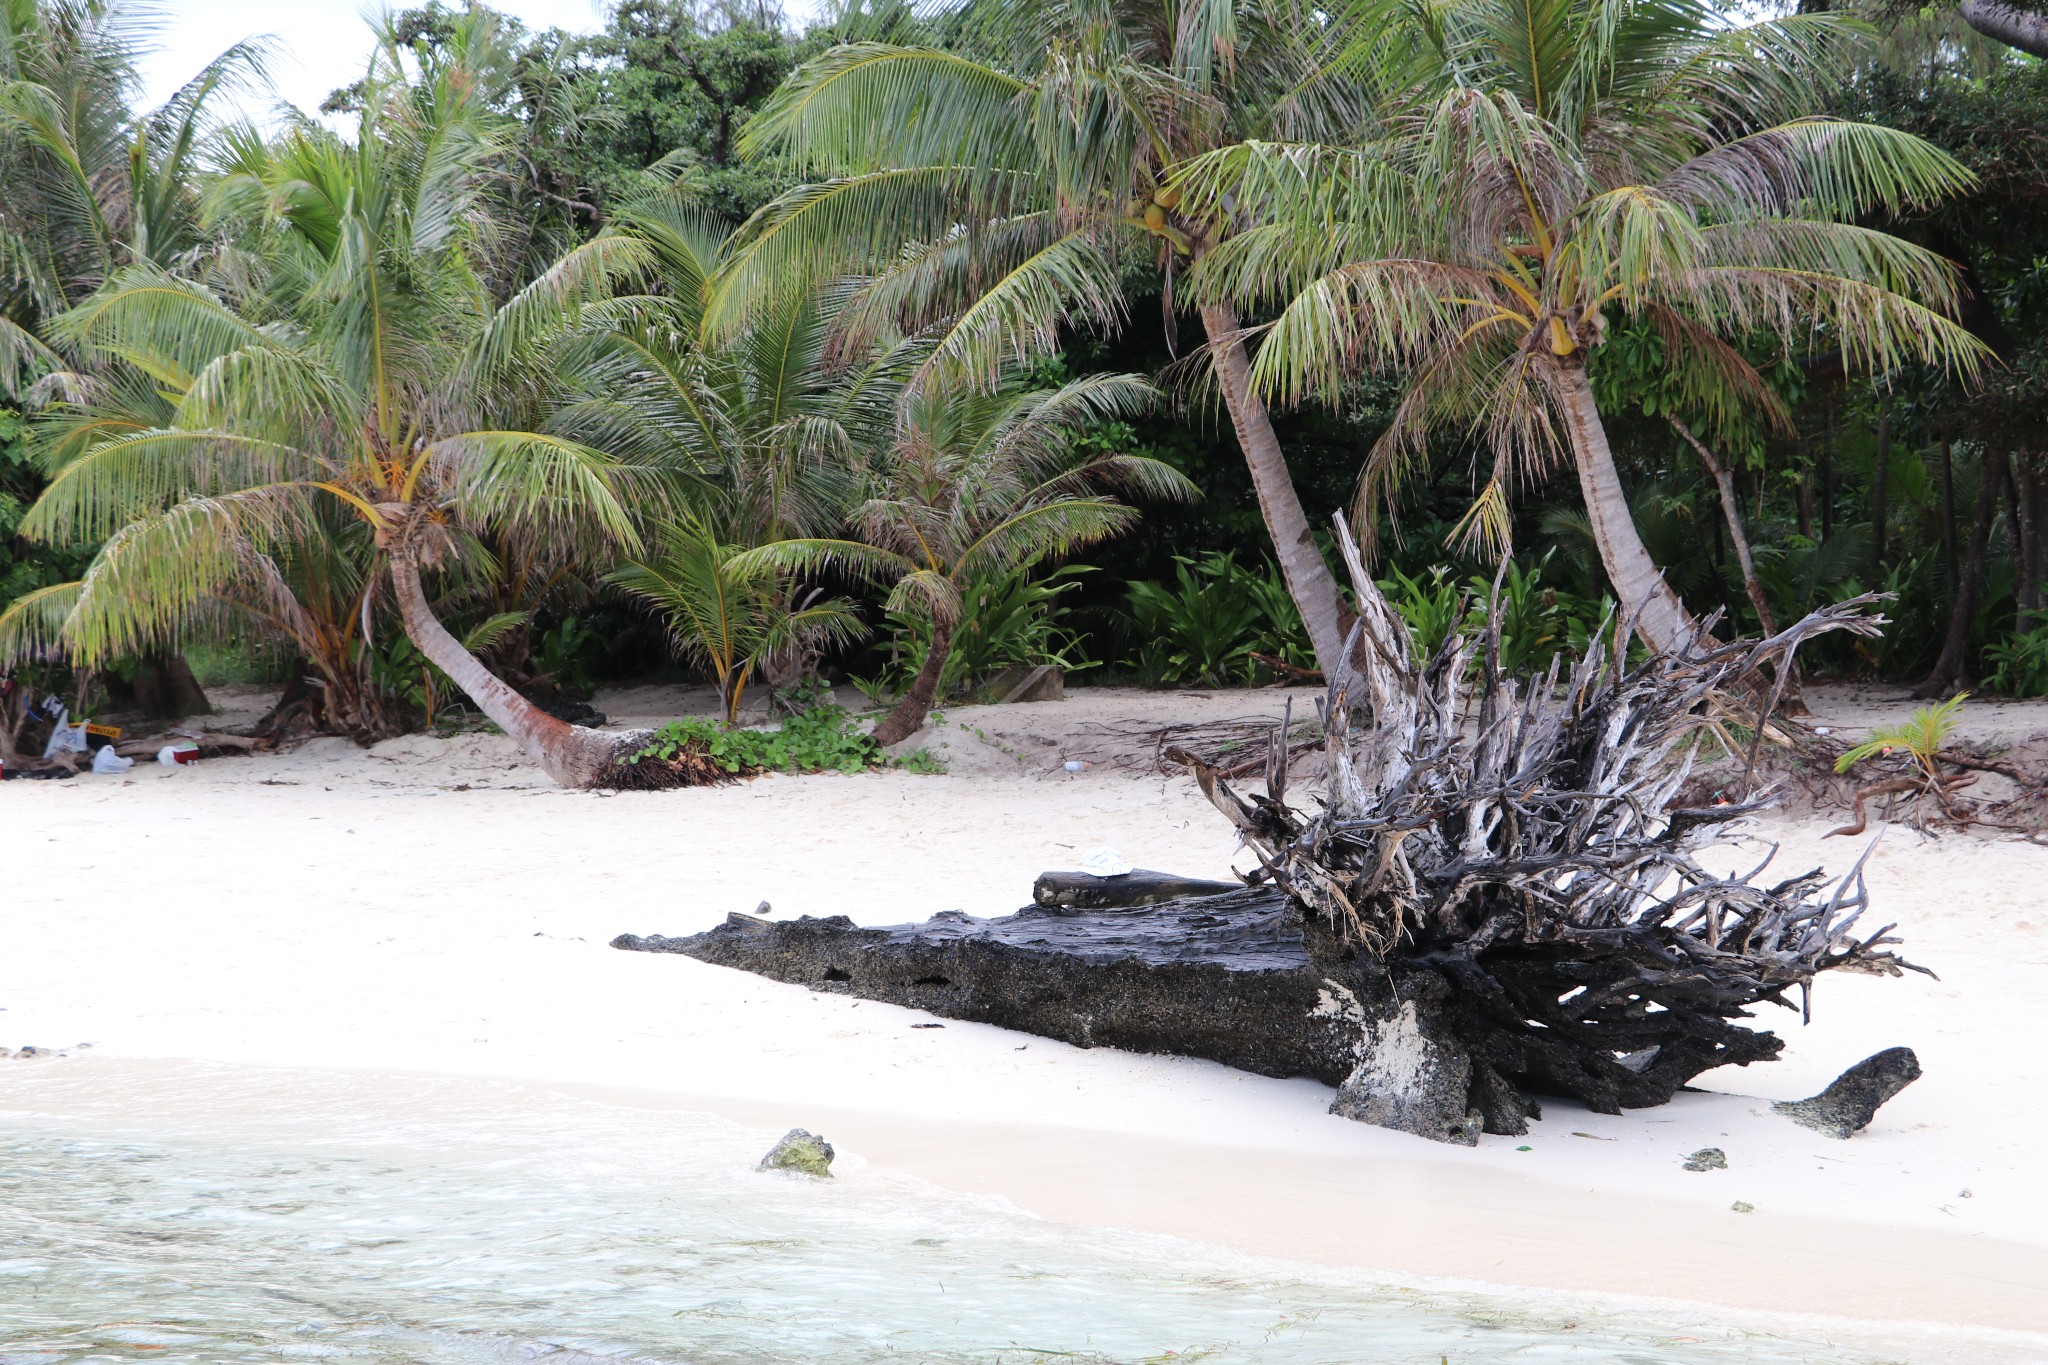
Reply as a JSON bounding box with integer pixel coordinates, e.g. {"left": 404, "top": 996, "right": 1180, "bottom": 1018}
{"left": 4, "top": 682, "right": 2046, "bottom": 1361}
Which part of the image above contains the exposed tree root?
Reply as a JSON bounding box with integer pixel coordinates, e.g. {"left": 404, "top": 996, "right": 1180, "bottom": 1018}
{"left": 601, "top": 746, "right": 747, "bottom": 791}
{"left": 1166, "top": 516, "right": 1928, "bottom": 1128}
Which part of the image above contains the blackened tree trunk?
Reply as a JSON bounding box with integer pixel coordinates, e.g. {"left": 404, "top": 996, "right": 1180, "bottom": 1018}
{"left": 1939, "top": 438, "right": 1959, "bottom": 593}
{"left": 116, "top": 653, "right": 212, "bottom": 720}
{"left": 2018, "top": 454, "right": 2045, "bottom": 633}
{"left": 1918, "top": 447, "right": 2007, "bottom": 697}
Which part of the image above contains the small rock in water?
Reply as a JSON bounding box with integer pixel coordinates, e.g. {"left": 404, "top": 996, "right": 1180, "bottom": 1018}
{"left": 1771, "top": 1047, "right": 1921, "bottom": 1139}
{"left": 758, "top": 1128, "right": 835, "bottom": 1178}
{"left": 1683, "top": 1147, "right": 1727, "bottom": 1172}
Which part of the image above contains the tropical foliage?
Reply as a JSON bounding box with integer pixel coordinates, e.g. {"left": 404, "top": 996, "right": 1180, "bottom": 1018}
{"left": 1175, "top": 0, "right": 1986, "bottom": 652}
{"left": 7, "top": 0, "right": 2048, "bottom": 785}
{"left": 733, "top": 370, "right": 1195, "bottom": 743}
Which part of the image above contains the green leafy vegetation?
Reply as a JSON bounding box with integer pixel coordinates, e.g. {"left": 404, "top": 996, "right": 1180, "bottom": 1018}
{"left": 6, "top": 0, "right": 2048, "bottom": 783}
{"left": 631, "top": 690, "right": 881, "bottom": 775}
{"left": 1836, "top": 694, "right": 1971, "bottom": 781}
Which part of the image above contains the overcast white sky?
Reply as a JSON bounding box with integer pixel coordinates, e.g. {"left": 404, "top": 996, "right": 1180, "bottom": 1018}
{"left": 135, "top": 0, "right": 622, "bottom": 123}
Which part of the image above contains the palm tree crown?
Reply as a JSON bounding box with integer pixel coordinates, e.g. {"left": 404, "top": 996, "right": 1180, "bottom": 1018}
{"left": 736, "top": 368, "right": 1196, "bottom": 742}
{"left": 1180, "top": 0, "right": 1988, "bottom": 648}
{"left": 713, "top": 0, "right": 1371, "bottom": 674}
{"left": 12, "top": 14, "right": 664, "bottom": 783}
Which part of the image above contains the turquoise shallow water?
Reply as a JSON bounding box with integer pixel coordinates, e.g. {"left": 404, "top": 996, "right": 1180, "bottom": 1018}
{"left": 0, "top": 1064, "right": 1890, "bottom": 1365}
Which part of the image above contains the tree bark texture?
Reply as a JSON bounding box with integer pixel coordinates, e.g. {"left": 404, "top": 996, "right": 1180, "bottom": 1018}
{"left": 114, "top": 653, "right": 212, "bottom": 721}
{"left": 1672, "top": 419, "right": 1777, "bottom": 636}
{"left": 1959, "top": 0, "right": 2048, "bottom": 55}
{"left": 388, "top": 555, "right": 621, "bottom": 786}
{"left": 871, "top": 616, "right": 953, "bottom": 746}
{"left": 2019, "top": 454, "right": 2045, "bottom": 633}
{"left": 1871, "top": 392, "right": 1892, "bottom": 575}
{"left": 1198, "top": 303, "right": 1353, "bottom": 678}
{"left": 1551, "top": 360, "right": 1698, "bottom": 652}
{"left": 1918, "top": 447, "right": 2006, "bottom": 697}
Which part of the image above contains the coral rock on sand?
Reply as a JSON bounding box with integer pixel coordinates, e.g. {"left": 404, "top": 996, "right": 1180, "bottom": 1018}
{"left": 1772, "top": 1047, "right": 1923, "bottom": 1139}
{"left": 1683, "top": 1147, "right": 1728, "bottom": 1171}
{"left": 759, "top": 1128, "right": 835, "bottom": 1177}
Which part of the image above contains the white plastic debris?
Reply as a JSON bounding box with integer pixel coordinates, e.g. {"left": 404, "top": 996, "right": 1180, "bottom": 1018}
{"left": 41, "top": 707, "right": 88, "bottom": 758}
{"left": 91, "top": 746, "right": 134, "bottom": 774}
{"left": 1080, "top": 847, "right": 1131, "bottom": 877}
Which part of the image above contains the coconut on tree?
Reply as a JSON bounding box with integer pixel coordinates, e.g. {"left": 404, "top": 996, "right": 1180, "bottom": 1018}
{"left": 1174, "top": 0, "right": 1988, "bottom": 650}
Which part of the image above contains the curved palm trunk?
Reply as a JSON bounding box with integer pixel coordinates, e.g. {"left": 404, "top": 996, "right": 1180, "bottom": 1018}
{"left": 1551, "top": 362, "right": 1698, "bottom": 654}
{"left": 389, "top": 556, "right": 622, "bottom": 787}
{"left": 871, "top": 617, "right": 953, "bottom": 747}
{"left": 1198, "top": 303, "right": 1352, "bottom": 678}
{"left": 1958, "top": 0, "right": 2048, "bottom": 56}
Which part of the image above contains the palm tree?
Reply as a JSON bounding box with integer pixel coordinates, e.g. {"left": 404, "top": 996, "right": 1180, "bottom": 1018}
{"left": 14, "top": 14, "right": 666, "bottom": 786}
{"left": 2, "top": 0, "right": 269, "bottom": 716}
{"left": 546, "top": 191, "right": 905, "bottom": 714}
{"left": 1, "top": 0, "right": 268, "bottom": 373}
{"left": 736, "top": 370, "right": 1195, "bottom": 744}
{"left": 1178, "top": 0, "right": 1988, "bottom": 651}
{"left": 710, "top": 0, "right": 1369, "bottom": 677}
{"left": 609, "top": 514, "right": 863, "bottom": 723}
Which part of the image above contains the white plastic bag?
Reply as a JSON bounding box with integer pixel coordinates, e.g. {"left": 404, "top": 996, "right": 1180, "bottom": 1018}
{"left": 1080, "top": 847, "right": 1132, "bottom": 877}
{"left": 92, "top": 746, "right": 134, "bottom": 774}
{"left": 42, "top": 707, "right": 88, "bottom": 758}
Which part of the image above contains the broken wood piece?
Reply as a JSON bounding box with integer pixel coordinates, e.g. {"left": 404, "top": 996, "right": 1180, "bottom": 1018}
{"left": 992, "top": 665, "right": 1064, "bottom": 705}
{"left": 1031, "top": 868, "right": 1242, "bottom": 910}
{"left": 1772, "top": 1047, "right": 1922, "bottom": 1138}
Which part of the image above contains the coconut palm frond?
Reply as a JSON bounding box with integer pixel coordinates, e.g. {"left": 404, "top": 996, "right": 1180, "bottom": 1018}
{"left": 0, "top": 579, "right": 83, "bottom": 665}
{"left": 740, "top": 42, "right": 1034, "bottom": 175}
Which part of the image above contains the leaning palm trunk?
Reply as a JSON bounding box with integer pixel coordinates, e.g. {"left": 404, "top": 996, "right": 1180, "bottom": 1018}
{"left": 389, "top": 557, "right": 622, "bottom": 787}
{"left": 1200, "top": 304, "right": 1354, "bottom": 678}
{"left": 1958, "top": 0, "right": 2048, "bottom": 56}
{"left": 1550, "top": 361, "right": 1697, "bottom": 653}
{"left": 871, "top": 618, "right": 954, "bottom": 747}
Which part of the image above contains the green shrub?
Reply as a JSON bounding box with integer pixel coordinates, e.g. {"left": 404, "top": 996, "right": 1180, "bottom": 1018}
{"left": 1126, "top": 552, "right": 1309, "bottom": 685}
{"left": 632, "top": 694, "right": 882, "bottom": 775}
{"left": 1986, "top": 626, "right": 2048, "bottom": 697}
{"left": 876, "top": 564, "right": 1096, "bottom": 703}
